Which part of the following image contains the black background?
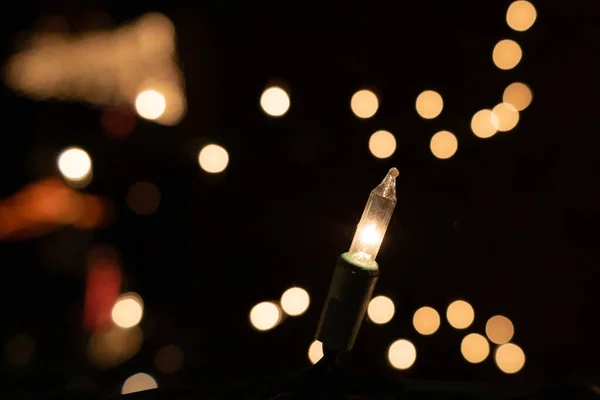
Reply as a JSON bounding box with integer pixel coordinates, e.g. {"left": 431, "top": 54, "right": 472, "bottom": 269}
{"left": 1, "top": 0, "right": 600, "bottom": 395}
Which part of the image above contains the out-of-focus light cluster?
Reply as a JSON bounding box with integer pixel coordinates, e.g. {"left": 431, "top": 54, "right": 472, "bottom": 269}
{"left": 250, "top": 286, "right": 310, "bottom": 331}
{"left": 471, "top": 2, "right": 535, "bottom": 141}
{"left": 351, "top": 89, "right": 379, "bottom": 119}
{"left": 439, "top": 300, "right": 526, "bottom": 374}
{"left": 471, "top": 82, "right": 532, "bottom": 140}
{"left": 368, "top": 130, "right": 397, "bottom": 159}
{"left": 367, "top": 295, "right": 395, "bottom": 324}
{"left": 260, "top": 86, "right": 290, "bottom": 117}
{"left": 3, "top": 13, "right": 186, "bottom": 125}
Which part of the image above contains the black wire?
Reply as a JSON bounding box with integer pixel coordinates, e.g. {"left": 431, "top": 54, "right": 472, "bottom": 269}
{"left": 244, "top": 346, "right": 338, "bottom": 400}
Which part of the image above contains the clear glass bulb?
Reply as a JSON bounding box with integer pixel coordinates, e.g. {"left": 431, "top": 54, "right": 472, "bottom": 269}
{"left": 348, "top": 168, "right": 398, "bottom": 265}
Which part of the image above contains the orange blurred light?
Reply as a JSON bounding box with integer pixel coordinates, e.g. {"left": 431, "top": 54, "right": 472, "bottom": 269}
{"left": 0, "top": 178, "right": 109, "bottom": 241}
{"left": 493, "top": 40, "right": 522, "bottom": 70}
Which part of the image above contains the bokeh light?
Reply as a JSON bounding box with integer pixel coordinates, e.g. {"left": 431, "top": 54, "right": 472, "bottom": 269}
{"left": 492, "top": 103, "right": 520, "bottom": 132}
{"left": 430, "top": 131, "right": 458, "bottom": 160}
{"left": 101, "top": 107, "right": 136, "bottom": 139}
{"left": 57, "top": 147, "right": 92, "bottom": 185}
{"left": 367, "top": 295, "right": 395, "bottom": 324}
{"left": 111, "top": 292, "right": 144, "bottom": 329}
{"left": 154, "top": 344, "right": 184, "bottom": 374}
{"left": 495, "top": 343, "right": 526, "bottom": 374}
{"left": 412, "top": 306, "right": 441, "bottom": 335}
{"left": 506, "top": 1, "right": 537, "bottom": 32}
{"left": 135, "top": 90, "right": 166, "bottom": 120}
{"left": 503, "top": 82, "right": 533, "bottom": 111}
{"left": 471, "top": 109, "right": 500, "bottom": 139}
{"left": 461, "top": 333, "right": 490, "bottom": 364}
{"left": 3, "top": 334, "right": 35, "bottom": 366}
{"left": 368, "top": 130, "right": 397, "bottom": 159}
{"left": 87, "top": 326, "right": 143, "bottom": 368}
{"left": 127, "top": 182, "right": 161, "bottom": 215}
{"left": 351, "top": 89, "right": 379, "bottom": 119}
{"left": 493, "top": 40, "right": 522, "bottom": 70}
{"left": 446, "top": 300, "right": 474, "bottom": 329}
{"left": 416, "top": 90, "right": 443, "bottom": 119}
{"left": 280, "top": 287, "right": 310, "bottom": 316}
{"left": 122, "top": 373, "right": 158, "bottom": 394}
{"left": 485, "top": 315, "right": 515, "bottom": 344}
{"left": 249, "top": 301, "right": 281, "bottom": 331}
{"left": 260, "top": 86, "right": 290, "bottom": 117}
{"left": 198, "top": 144, "right": 229, "bottom": 174}
{"left": 308, "top": 340, "right": 323, "bottom": 365}
{"left": 388, "top": 339, "right": 417, "bottom": 370}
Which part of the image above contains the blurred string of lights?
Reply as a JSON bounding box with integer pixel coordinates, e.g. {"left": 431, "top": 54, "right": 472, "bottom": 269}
{"left": 0, "top": 1, "right": 536, "bottom": 395}
{"left": 3, "top": 13, "right": 186, "bottom": 126}
{"left": 350, "top": 0, "right": 536, "bottom": 160}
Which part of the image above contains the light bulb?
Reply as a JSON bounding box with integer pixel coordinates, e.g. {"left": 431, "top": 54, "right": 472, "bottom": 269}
{"left": 348, "top": 168, "right": 398, "bottom": 265}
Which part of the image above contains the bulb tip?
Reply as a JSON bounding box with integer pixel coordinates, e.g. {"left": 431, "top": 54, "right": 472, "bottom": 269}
{"left": 388, "top": 167, "right": 399, "bottom": 178}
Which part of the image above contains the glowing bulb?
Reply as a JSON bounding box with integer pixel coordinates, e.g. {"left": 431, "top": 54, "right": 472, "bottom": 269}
{"left": 348, "top": 168, "right": 398, "bottom": 266}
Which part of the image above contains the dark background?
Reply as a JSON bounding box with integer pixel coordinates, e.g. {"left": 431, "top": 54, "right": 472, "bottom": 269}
{"left": 1, "top": 0, "right": 600, "bottom": 396}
